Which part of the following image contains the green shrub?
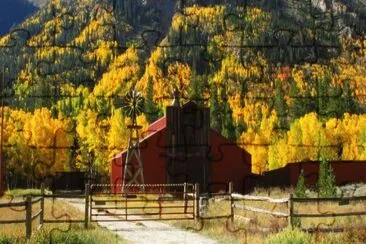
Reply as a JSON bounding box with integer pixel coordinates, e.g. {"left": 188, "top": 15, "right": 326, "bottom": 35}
{"left": 265, "top": 227, "right": 311, "bottom": 244}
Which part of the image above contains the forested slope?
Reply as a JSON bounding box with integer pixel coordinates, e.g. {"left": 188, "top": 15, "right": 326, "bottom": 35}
{"left": 0, "top": 0, "right": 365, "bottom": 181}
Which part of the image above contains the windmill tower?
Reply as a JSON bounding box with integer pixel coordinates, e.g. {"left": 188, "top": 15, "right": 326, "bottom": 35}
{"left": 121, "top": 90, "right": 145, "bottom": 189}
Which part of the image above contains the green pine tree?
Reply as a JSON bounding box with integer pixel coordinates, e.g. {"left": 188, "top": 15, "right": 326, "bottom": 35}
{"left": 189, "top": 74, "right": 204, "bottom": 106}
{"left": 342, "top": 80, "right": 359, "bottom": 114}
{"left": 222, "top": 103, "right": 236, "bottom": 142}
{"left": 317, "top": 77, "right": 331, "bottom": 118}
{"left": 144, "top": 76, "right": 159, "bottom": 123}
{"left": 326, "top": 166, "right": 337, "bottom": 197}
{"left": 295, "top": 169, "right": 307, "bottom": 198}
{"left": 273, "top": 80, "right": 288, "bottom": 129}
{"left": 210, "top": 84, "right": 222, "bottom": 133}
{"left": 236, "top": 117, "right": 247, "bottom": 140}
{"left": 327, "top": 85, "right": 344, "bottom": 118}
{"left": 317, "top": 159, "right": 336, "bottom": 197}
{"left": 289, "top": 80, "right": 306, "bottom": 120}
{"left": 304, "top": 86, "right": 316, "bottom": 114}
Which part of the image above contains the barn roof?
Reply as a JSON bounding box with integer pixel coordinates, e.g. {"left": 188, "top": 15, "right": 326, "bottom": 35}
{"left": 111, "top": 117, "right": 167, "bottom": 159}
{"left": 147, "top": 116, "right": 166, "bottom": 135}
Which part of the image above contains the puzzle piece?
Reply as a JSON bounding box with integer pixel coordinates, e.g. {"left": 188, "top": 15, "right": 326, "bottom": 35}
{"left": 1, "top": 0, "right": 366, "bottom": 242}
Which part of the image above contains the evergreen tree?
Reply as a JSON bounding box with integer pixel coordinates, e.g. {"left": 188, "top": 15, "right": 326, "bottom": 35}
{"left": 304, "top": 86, "right": 316, "bottom": 114}
{"left": 210, "top": 84, "right": 222, "bottom": 133}
{"left": 326, "top": 166, "right": 337, "bottom": 196}
{"left": 144, "top": 76, "right": 159, "bottom": 123}
{"left": 188, "top": 74, "right": 204, "bottom": 106}
{"left": 342, "top": 80, "right": 358, "bottom": 114}
{"left": 295, "top": 169, "right": 307, "bottom": 198}
{"left": 96, "top": 95, "right": 110, "bottom": 119}
{"left": 273, "top": 80, "right": 288, "bottom": 129}
{"left": 317, "top": 77, "right": 331, "bottom": 118}
{"left": 317, "top": 159, "right": 336, "bottom": 197}
{"left": 326, "top": 83, "right": 344, "bottom": 118}
{"left": 289, "top": 80, "right": 306, "bottom": 120}
{"left": 236, "top": 117, "right": 247, "bottom": 140}
{"left": 222, "top": 102, "right": 236, "bottom": 142}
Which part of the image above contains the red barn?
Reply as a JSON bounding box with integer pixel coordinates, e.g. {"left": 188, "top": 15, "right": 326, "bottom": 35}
{"left": 111, "top": 101, "right": 252, "bottom": 193}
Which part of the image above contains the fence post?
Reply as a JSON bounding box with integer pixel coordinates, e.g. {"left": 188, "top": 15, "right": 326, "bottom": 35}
{"left": 229, "top": 181, "right": 234, "bottom": 222}
{"left": 194, "top": 183, "right": 200, "bottom": 221}
{"left": 183, "top": 182, "right": 187, "bottom": 214}
{"left": 25, "top": 195, "right": 32, "bottom": 239}
{"left": 288, "top": 193, "right": 293, "bottom": 229}
{"left": 40, "top": 183, "right": 44, "bottom": 226}
{"left": 84, "top": 183, "right": 89, "bottom": 228}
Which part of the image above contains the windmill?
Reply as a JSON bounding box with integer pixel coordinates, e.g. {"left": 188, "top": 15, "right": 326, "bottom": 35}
{"left": 121, "top": 89, "right": 145, "bottom": 190}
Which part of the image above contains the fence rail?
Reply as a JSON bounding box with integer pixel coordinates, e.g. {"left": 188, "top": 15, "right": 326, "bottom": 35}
{"left": 0, "top": 183, "right": 89, "bottom": 239}
{"left": 232, "top": 192, "right": 366, "bottom": 232}
{"left": 89, "top": 182, "right": 197, "bottom": 222}
{"left": 233, "top": 203, "right": 289, "bottom": 217}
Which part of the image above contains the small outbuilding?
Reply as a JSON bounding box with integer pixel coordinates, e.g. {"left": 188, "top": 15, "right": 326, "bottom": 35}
{"left": 111, "top": 101, "right": 252, "bottom": 193}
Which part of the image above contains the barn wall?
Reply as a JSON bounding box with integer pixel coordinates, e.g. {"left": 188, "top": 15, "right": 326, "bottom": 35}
{"left": 210, "top": 130, "right": 252, "bottom": 193}
{"left": 110, "top": 129, "right": 167, "bottom": 193}
{"left": 110, "top": 127, "right": 254, "bottom": 194}
{"left": 252, "top": 167, "right": 291, "bottom": 188}
{"left": 288, "top": 161, "right": 366, "bottom": 186}
{"left": 253, "top": 161, "right": 366, "bottom": 190}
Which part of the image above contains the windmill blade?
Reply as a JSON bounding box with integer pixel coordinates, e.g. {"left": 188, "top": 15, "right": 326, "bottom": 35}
{"left": 121, "top": 89, "right": 145, "bottom": 120}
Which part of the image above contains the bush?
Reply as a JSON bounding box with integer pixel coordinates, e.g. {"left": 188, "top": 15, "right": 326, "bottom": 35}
{"left": 265, "top": 227, "right": 311, "bottom": 244}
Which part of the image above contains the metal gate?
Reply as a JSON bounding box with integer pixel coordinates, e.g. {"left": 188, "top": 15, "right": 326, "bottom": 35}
{"left": 89, "top": 183, "right": 197, "bottom": 222}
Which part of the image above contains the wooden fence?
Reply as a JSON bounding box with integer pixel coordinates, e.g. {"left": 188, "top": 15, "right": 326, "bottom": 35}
{"left": 2, "top": 182, "right": 366, "bottom": 239}
{"left": 0, "top": 184, "right": 89, "bottom": 239}
{"left": 232, "top": 192, "right": 366, "bottom": 232}
{"left": 0, "top": 187, "right": 45, "bottom": 238}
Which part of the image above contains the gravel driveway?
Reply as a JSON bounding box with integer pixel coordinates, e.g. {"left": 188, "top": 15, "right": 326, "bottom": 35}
{"left": 66, "top": 199, "right": 217, "bottom": 244}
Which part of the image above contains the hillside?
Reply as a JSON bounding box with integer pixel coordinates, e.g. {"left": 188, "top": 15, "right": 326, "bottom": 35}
{"left": 0, "top": 0, "right": 365, "bottom": 180}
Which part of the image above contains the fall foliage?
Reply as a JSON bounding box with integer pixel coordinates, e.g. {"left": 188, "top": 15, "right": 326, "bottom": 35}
{"left": 0, "top": 1, "right": 365, "bottom": 182}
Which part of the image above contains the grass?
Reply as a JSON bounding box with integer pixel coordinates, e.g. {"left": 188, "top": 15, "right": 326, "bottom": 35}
{"left": 0, "top": 189, "right": 129, "bottom": 244}
{"left": 0, "top": 223, "right": 127, "bottom": 244}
